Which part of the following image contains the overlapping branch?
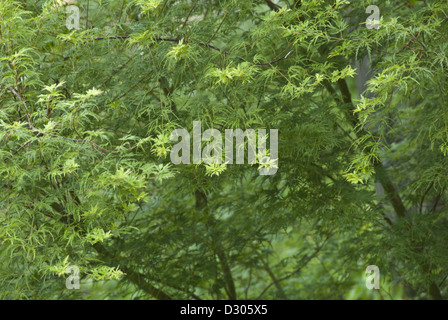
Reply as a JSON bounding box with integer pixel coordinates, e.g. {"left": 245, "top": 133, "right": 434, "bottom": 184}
{"left": 92, "top": 35, "right": 294, "bottom": 66}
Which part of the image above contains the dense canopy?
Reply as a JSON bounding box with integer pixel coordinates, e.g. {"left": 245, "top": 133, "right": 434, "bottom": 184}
{"left": 1, "top": 0, "right": 448, "bottom": 299}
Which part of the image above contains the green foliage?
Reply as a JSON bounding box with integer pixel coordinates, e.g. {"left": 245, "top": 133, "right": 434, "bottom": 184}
{"left": 1, "top": 0, "right": 448, "bottom": 300}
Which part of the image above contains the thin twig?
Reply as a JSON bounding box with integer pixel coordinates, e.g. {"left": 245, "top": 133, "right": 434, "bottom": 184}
{"left": 93, "top": 36, "right": 230, "bottom": 54}
{"left": 25, "top": 113, "right": 117, "bottom": 155}
{"left": 253, "top": 50, "right": 294, "bottom": 66}
{"left": 7, "top": 87, "right": 21, "bottom": 100}
{"left": 181, "top": 0, "right": 199, "bottom": 29}
{"left": 92, "top": 35, "right": 295, "bottom": 66}
{"left": 207, "top": 12, "right": 227, "bottom": 45}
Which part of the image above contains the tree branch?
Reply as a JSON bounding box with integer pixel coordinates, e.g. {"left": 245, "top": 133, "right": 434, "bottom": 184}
{"left": 327, "top": 79, "right": 407, "bottom": 220}
{"left": 253, "top": 50, "right": 294, "bottom": 66}
{"left": 195, "top": 190, "right": 237, "bottom": 300}
{"left": 25, "top": 113, "right": 117, "bottom": 155}
{"left": 263, "top": 263, "right": 288, "bottom": 299}
{"left": 93, "top": 36, "right": 230, "bottom": 54}
{"left": 93, "top": 243, "right": 173, "bottom": 300}
{"left": 264, "top": 0, "right": 281, "bottom": 11}
{"left": 92, "top": 35, "right": 293, "bottom": 66}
